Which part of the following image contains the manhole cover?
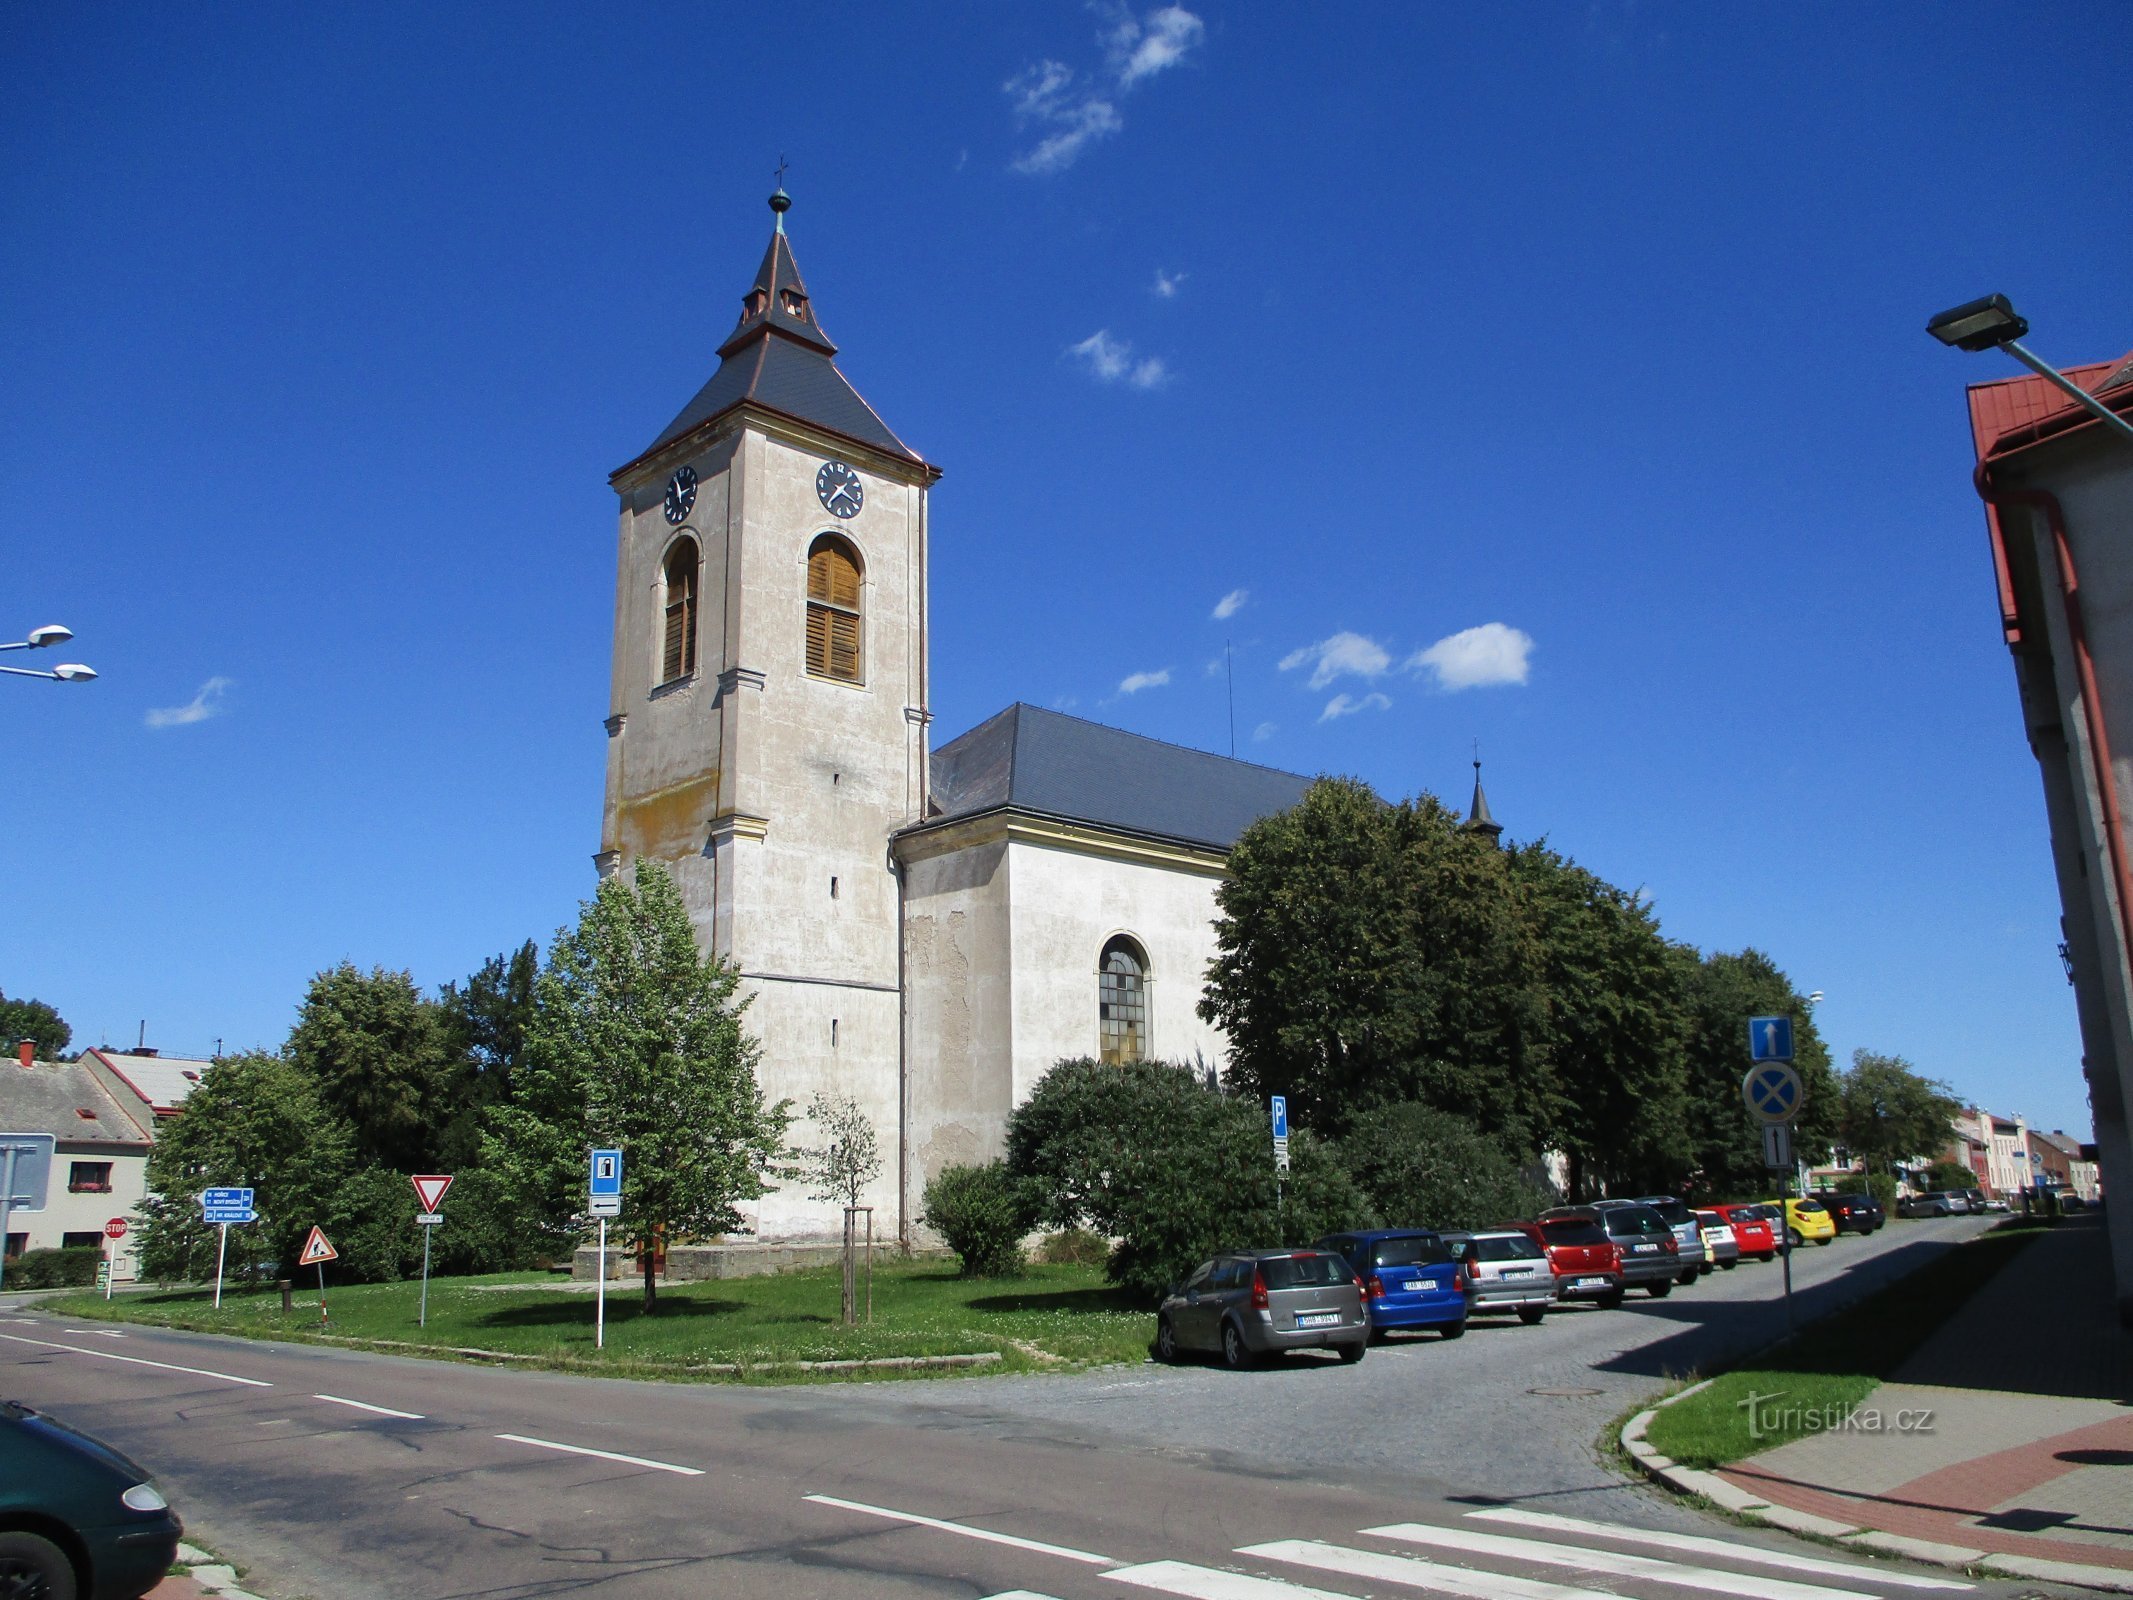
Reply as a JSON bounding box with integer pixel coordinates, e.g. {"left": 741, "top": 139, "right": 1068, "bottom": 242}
{"left": 1527, "top": 1386, "right": 1605, "bottom": 1397}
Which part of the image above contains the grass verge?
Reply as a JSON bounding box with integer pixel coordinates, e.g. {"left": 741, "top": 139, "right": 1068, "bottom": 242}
{"left": 42, "top": 1261, "right": 1153, "bottom": 1382}
{"left": 1643, "top": 1221, "right": 2043, "bottom": 1469}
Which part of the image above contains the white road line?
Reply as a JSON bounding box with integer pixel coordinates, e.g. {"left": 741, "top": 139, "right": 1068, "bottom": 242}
{"left": 1364, "top": 1524, "right": 1877, "bottom": 1600}
{"left": 804, "top": 1493, "right": 1117, "bottom": 1567}
{"left": 494, "top": 1432, "right": 703, "bottom": 1476}
{"left": 980, "top": 1593, "right": 1071, "bottom": 1600}
{"left": 1245, "top": 1539, "right": 1619, "bottom": 1599}
{"left": 0, "top": 1331, "right": 272, "bottom": 1389}
{"left": 1467, "top": 1510, "right": 1975, "bottom": 1590}
{"left": 92, "top": 1330, "right": 127, "bottom": 1338}
{"left": 1103, "top": 1562, "right": 1356, "bottom": 1598}
{"left": 314, "top": 1393, "right": 424, "bottom": 1420}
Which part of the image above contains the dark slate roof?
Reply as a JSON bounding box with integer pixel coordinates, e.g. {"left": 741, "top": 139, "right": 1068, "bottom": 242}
{"left": 0, "top": 1060, "right": 153, "bottom": 1147}
{"left": 625, "top": 195, "right": 922, "bottom": 470}
{"left": 920, "top": 703, "right": 1315, "bottom": 852}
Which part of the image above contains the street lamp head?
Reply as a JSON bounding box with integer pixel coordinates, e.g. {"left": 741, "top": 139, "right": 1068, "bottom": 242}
{"left": 25, "top": 624, "right": 72, "bottom": 649}
{"left": 1927, "top": 293, "right": 2029, "bottom": 353}
{"left": 51, "top": 663, "right": 97, "bottom": 682}
{"left": 1806, "top": 990, "right": 1825, "bottom": 1006}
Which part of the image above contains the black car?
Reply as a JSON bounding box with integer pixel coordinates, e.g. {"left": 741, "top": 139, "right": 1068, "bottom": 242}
{"left": 1817, "top": 1192, "right": 1885, "bottom": 1234}
{"left": 1, "top": 1399, "right": 183, "bottom": 1600}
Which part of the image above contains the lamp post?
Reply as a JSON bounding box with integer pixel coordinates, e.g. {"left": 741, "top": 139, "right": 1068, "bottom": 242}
{"left": 0, "top": 624, "right": 96, "bottom": 684}
{"left": 1927, "top": 294, "right": 2133, "bottom": 448}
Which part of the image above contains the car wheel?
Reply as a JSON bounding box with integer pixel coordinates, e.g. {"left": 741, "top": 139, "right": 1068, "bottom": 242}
{"left": 1816, "top": 1237, "right": 1832, "bottom": 1246}
{"left": 1677, "top": 1269, "right": 1698, "bottom": 1286}
{"left": 1517, "top": 1306, "right": 1545, "bottom": 1325}
{"left": 1336, "top": 1339, "right": 1366, "bottom": 1364}
{"left": 1646, "top": 1280, "right": 1672, "bottom": 1299}
{"left": 1719, "top": 1260, "right": 1737, "bottom": 1270}
{"left": 0, "top": 1531, "right": 78, "bottom": 1600}
{"left": 1219, "top": 1319, "right": 1253, "bottom": 1371}
{"left": 1788, "top": 1228, "right": 1804, "bottom": 1249}
{"left": 1439, "top": 1319, "right": 1467, "bottom": 1340}
{"left": 1154, "top": 1315, "right": 1180, "bottom": 1364}
{"left": 1597, "top": 1289, "right": 1625, "bottom": 1310}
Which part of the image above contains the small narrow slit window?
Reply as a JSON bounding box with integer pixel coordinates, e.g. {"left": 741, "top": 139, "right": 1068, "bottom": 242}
{"left": 661, "top": 537, "right": 700, "bottom": 684}
{"left": 1098, "top": 936, "right": 1148, "bottom": 1065}
{"left": 806, "top": 535, "right": 863, "bottom": 682}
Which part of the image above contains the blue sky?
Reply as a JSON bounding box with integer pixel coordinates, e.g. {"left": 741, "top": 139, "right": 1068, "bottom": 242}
{"left": 4, "top": 4, "right": 2128, "bottom": 1139}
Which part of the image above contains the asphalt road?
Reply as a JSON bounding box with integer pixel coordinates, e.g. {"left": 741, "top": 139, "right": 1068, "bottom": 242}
{"left": 4, "top": 1214, "right": 2072, "bottom": 1600}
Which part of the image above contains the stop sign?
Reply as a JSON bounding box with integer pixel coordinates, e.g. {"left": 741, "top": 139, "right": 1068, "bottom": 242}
{"left": 103, "top": 1218, "right": 128, "bottom": 1240}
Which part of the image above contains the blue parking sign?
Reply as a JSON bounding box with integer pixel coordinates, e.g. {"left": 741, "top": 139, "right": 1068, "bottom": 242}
{"left": 1269, "top": 1097, "right": 1288, "bottom": 1140}
{"left": 1748, "top": 1016, "right": 1794, "bottom": 1062}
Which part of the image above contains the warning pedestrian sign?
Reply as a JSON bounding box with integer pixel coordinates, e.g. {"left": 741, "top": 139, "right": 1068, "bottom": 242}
{"left": 298, "top": 1225, "right": 339, "bottom": 1266}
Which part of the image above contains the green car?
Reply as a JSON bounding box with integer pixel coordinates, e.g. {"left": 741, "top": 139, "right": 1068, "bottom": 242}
{"left": 0, "top": 1399, "right": 182, "bottom": 1600}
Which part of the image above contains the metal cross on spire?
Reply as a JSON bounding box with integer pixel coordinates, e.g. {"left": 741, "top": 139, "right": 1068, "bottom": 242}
{"left": 773, "top": 155, "right": 790, "bottom": 187}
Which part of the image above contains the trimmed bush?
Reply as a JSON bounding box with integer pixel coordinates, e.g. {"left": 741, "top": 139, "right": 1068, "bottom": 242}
{"left": 9, "top": 1247, "right": 100, "bottom": 1289}
{"left": 1836, "top": 1171, "right": 1899, "bottom": 1209}
{"left": 1338, "top": 1102, "right": 1552, "bottom": 1232}
{"left": 1033, "top": 1227, "right": 1110, "bottom": 1267}
{"left": 922, "top": 1160, "right": 1039, "bottom": 1277}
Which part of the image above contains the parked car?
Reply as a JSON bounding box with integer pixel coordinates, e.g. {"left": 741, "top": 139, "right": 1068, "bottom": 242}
{"left": 1441, "top": 1229, "right": 1555, "bottom": 1324}
{"left": 1631, "top": 1195, "right": 1712, "bottom": 1283}
{"left": 1545, "top": 1205, "right": 1678, "bottom": 1297}
{"left": 1779, "top": 1195, "right": 1837, "bottom": 1246}
{"left": 1, "top": 1398, "right": 183, "bottom": 1600}
{"left": 1966, "top": 1188, "right": 2010, "bottom": 1213}
{"left": 1156, "top": 1249, "right": 1369, "bottom": 1368}
{"left": 1898, "top": 1190, "right": 1968, "bottom": 1218}
{"left": 1694, "top": 1209, "right": 1740, "bottom": 1269}
{"left": 1314, "top": 1229, "right": 1468, "bottom": 1341}
{"left": 1517, "top": 1215, "right": 1625, "bottom": 1309}
{"left": 1712, "top": 1203, "right": 1780, "bottom": 1261}
{"left": 1816, "top": 1191, "right": 1885, "bottom": 1234}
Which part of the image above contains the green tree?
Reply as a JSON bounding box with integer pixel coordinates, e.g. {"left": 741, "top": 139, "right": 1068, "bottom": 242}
{"left": 796, "top": 1090, "right": 883, "bottom": 1323}
{"left": 442, "top": 940, "right": 539, "bottom": 1111}
{"left": 1839, "top": 1050, "right": 1964, "bottom": 1178}
{"left": 1338, "top": 1103, "right": 1554, "bottom": 1231}
{"left": 921, "top": 1160, "right": 1041, "bottom": 1277}
{"left": 0, "top": 987, "right": 71, "bottom": 1060}
{"left": 1508, "top": 844, "right": 1690, "bottom": 1197}
{"left": 1201, "top": 779, "right": 1552, "bottom": 1144}
{"left": 288, "top": 963, "right": 463, "bottom": 1173}
{"left": 1675, "top": 948, "right": 1839, "bottom": 1199}
{"left": 496, "top": 861, "right": 790, "bottom": 1310}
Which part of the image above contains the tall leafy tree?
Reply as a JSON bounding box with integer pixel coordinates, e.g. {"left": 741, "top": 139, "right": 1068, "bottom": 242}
{"left": 288, "top": 963, "right": 462, "bottom": 1173}
{"left": 442, "top": 939, "right": 539, "bottom": 1110}
{"left": 1675, "top": 947, "right": 1840, "bottom": 1199}
{"left": 0, "top": 987, "right": 71, "bottom": 1059}
{"left": 1839, "top": 1050, "right": 1963, "bottom": 1176}
{"left": 494, "top": 861, "right": 789, "bottom": 1310}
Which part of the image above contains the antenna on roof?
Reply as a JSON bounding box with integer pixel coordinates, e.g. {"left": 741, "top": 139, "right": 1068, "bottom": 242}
{"left": 1226, "top": 640, "right": 1236, "bottom": 758}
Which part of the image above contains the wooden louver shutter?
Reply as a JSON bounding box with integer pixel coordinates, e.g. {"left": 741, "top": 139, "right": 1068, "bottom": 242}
{"left": 805, "top": 539, "right": 862, "bottom": 681}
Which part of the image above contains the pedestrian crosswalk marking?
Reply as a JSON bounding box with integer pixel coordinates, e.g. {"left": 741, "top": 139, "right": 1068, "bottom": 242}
{"left": 1464, "top": 1510, "right": 1974, "bottom": 1591}
{"left": 1364, "top": 1523, "right": 1879, "bottom": 1600}
{"left": 1103, "top": 1562, "right": 1360, "bottom": 1598}
{"left": 1244, "top": 1538, "right": 1621, "bottom": 1599}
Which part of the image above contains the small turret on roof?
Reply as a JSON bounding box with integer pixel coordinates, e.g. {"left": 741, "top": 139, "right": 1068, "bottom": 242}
{"left": 1464, "top": 757, "right": 1503, "bottom": 846}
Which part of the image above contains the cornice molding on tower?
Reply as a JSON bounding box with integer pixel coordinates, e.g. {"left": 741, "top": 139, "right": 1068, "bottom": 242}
{"left": 611, "top": 403, "right": 941, "bottom": 496}
{"left": 894, "top": 806, "right": 1231, "bottom": 879}
{"left": 716, "top": 666, "right": 766, "bottom": 698}
{"left": 706, "top": 812, "right": 770, "bottom": 846}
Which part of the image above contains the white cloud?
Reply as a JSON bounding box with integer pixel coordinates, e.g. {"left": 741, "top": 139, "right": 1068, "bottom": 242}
{"left": 1106, "top": 5, "right": 1207, "bottom": 87}
{"left": 1252, "top": 721, "right": 1277, "bottom": 742}
{"left": 1407, "top": 622, "right": 1534, "bottom": 691}
{"left": 1118, "top": 667, "right": 1172, "bottom": 694}
{"left": 1279, "top": 631, "right": 1391, "bottom": 690}
{"left": 1153, "top": 267, "right": 1188, "bottom": 299}
{"left": 1211, "top": 587, "right": 1247, "bottom": 620}
{"left": 1068, "top": 330, "right": 1169, "bottom": 389}
{"left": 1319, "top": 691, "right": 1392, "bottom": 723}
{"left": 145, "top": 676, "right": 232, "bottom": 729}
{"left": 1203, "top": 655, "right": 1226, "bottom": 678}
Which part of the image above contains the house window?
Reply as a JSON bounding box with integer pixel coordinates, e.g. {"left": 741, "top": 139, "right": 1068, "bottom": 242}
{"left": 69, "top": 1161, "right": 113, "bottom": 1194}
{"left": 62, "top": 1232, "right": 104, "bottom": 1250}
{"left": 1098, "top": 936, "right": 1148, "bottom": 1065}
{"left": 806, "top": 535, "right": 863, "bottom": 682}
{"left": 660, "top": 536, "right": 700, "bottom": 684}
{"left": 3, "top": 1233, "right": 23, "bottom": 1263}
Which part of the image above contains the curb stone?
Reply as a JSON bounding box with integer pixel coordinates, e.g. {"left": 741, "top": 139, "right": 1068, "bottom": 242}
{"left": 1619, "top": 1406, "right": 2133, "bottom": 1596}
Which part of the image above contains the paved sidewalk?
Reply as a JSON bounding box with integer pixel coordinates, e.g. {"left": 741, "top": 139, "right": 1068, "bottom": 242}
{"left": 1716, "top": 1214, "right": 2133, "bottom": 1580}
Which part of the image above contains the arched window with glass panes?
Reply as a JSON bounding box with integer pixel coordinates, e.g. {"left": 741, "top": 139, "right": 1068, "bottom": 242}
{"left": 806, "top": 534, "right": 863, "bottom": 682}
{"left": 1098, "top": 936, "right": 1148, "bottom": 1065}
{"left": 660, "top": 536, "right": 699, "bottom": 684}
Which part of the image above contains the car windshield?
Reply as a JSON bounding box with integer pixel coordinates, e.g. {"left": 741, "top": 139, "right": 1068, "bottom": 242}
{"left": 1695, "top": 1212, "right": 1725, "bottom": 1226}
{"left": 1469, "top": 1234, "right": 1544, "bottom": 1262}
{"left": 1639, "top": 1198, "right": 1689, "bottom": 1223}
{"left": 1794, "top": 1199, "right": 1826, "bottom": 1213}
{"left": 1730, "top": 1205, "right": 1776, "bottom": 1222}
{"left": 1540, "top": 1219, "right": 1607, "bottom": 1246}
{"left": 1604, "top": 1208, "right": 1669, "bottom": 1237}
{"left": 1370, "top": 1235, "right": 1451, "bottom": 1268}
{"left": 1260, "top": 1253, "right": 1352, "bottom": 1289}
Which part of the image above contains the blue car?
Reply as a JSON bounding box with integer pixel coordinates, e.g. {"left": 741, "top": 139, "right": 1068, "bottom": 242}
{"left": 1312, "top": 1229, "right": 1468, "bottom": 1340}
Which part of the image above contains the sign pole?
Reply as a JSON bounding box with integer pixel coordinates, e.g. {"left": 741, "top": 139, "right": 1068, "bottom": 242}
{"left": 595, "top": 1217, "right": 607, "bottom": 1350}
{"left": 1781, "top": 1158, "right": 1796, "bottom": 1338}
{"left": 214, "top": 1222, "right": 228, "bottom": 1309}
{"left": 419, "top": 1223, "right": 432, "bottom": 1329}
{"left": 0, "top": 1144, "right": 17, "bottom": 1293}
{"left": 104, "top": 1238, "right": 114, "bottom": 1300}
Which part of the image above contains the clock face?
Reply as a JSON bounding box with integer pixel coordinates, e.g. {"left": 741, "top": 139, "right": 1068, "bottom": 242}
{"left": 664, "top": 466, "right": 698, "bottom": 525}
{"left": 816, "top": 460, "right": 864, "bottom": 519}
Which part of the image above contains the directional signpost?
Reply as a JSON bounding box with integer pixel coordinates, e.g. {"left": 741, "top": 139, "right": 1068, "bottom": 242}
{"left": 0, "top": 1133, "right": 55, "bottom": 1293}
{"left": 410, "top": 1173, "right": 454, "bottom": 1328}
{"left": 298, "top": 1225, "right": 338, "bottom": 1328}
{"left": 1743, "top": 1017, "right": 1803, "bottom": 1336}
{"left": 200, "top": 1186, "right": 257, "bottom": 1308}
{"left": 589, "top": 1148, "right": 623, "bottom": 1349}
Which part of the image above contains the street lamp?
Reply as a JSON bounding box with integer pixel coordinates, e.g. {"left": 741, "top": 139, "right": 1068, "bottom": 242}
{"left": 0, "top": 623, "right": 96, "bottom": 684}
{"left": 1927, "top": 293, "right": 2133, "bottom": 448}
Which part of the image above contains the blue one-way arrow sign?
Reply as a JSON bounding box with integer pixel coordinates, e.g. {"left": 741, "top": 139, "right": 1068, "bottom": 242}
{"left": 1748, "top": 1015, "right": 1794, "bottom": 1062}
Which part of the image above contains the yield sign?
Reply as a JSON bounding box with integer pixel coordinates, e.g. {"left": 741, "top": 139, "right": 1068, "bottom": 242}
{"left": 410, "top": 1173, "right": 454, "bottom": 1212}
{"left": 298, "top": 1225, "right": 339, "bottom": 1266}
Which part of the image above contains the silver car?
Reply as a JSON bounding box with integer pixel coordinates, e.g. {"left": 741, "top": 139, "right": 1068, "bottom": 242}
{"left": 1694, "top": 1209, "right": 1740, "bottom": 1269}
{"left": 1155, "top": 1249, "right": 1368, "bottom": 1369}
{"left": 1632, "top": 1196, "right": 1711, "bottom": 1283}
{"left": 1442, "top": 1230, "right": 1555, "bottom": 1323}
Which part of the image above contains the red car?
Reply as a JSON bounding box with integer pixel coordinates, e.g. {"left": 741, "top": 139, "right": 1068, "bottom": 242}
{"left": 1713, "top": 1202, "right": 1780, "bottom": 1261}
{"left": 1515, "top": 1216, "right": 1625, "bottom": 1309}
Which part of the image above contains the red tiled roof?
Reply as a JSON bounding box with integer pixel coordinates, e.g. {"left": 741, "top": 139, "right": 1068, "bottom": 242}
{"left": 1968, "top": 356, "right": 2130, "bottom": 460}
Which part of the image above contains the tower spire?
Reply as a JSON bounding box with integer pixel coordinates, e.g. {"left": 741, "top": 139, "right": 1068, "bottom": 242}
{"left": 1465, "top": 749, "right": 1503, "bottom": 846}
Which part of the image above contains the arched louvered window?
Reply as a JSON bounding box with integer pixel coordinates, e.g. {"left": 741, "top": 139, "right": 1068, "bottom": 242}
{"left": 660, "top": 537, "right": 699, "bottom": 684}
{"left": 806, "top": 535, "right": 863, "bottom": 682}
{"left": 1098, "top": 936, "right": 1148, "bottom": 1065}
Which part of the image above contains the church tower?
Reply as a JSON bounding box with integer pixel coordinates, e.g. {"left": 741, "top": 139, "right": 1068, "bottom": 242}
{"left": 599, "top": 188, "right": 939, "bottom": 1238}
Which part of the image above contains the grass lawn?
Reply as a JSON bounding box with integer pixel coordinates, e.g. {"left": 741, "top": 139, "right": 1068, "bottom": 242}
{"left": 1643, "top": 1220, "right": 2045, "bottom": 1469}
{"left": 41, "top": 1260, "right": 1154, "bottom": 1382}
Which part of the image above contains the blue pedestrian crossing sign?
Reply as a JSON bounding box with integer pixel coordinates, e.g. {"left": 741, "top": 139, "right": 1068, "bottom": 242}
{"left": 589, "top": 1149, "right": 623, "bottom": 1196}
{"left": 1269, "top": 1097, "right": 1288, "bottom": 1140}
{"left": 1742, "top": 1063, "right": 1805, "bottom": 1125}
{"left": 1748, "top": 1015, "right": 1794, "bottom": 1062}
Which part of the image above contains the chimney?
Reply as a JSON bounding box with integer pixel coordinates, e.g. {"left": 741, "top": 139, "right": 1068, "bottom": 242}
{"left": 17, "top": 1039, "right": 34, "bottom": 1070}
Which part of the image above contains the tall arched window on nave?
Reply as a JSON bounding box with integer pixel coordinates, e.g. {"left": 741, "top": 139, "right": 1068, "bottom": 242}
{"left": 806, "top": 534, "right": 863, "bottom": 682}
{"left": 1098, "top": 936, "right": 1148, "bottom": 1065}
{"left": 660, "top": 536, "right": 699, "bottom": 684}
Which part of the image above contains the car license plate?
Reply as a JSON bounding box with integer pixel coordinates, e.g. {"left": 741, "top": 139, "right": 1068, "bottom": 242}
{"left": 1575, "top": 1276, "right": 1608, "bottom": 1289}
{"left": 1633, "top": 1243, "right": 1657, "bottom": 1253}
{"left": 1404, "top": 1280, "right": 1426, "bottom": 1293}
{"left": 1504, "top": 1267, "right": 1535, "bottom": 1277}
{"left": 1296, "top": 1312, "right": 1339, "bottom": 1328}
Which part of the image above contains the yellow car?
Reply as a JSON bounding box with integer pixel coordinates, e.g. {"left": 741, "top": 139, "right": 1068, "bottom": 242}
{"left": 1774, "top": 1195, "right": 1837, "bottom": 1247}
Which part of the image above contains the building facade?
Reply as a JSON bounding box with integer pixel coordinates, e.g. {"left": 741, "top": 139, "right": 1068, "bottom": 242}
{"left": 0, "top": 1053, "right": 157, "bottom": 1280}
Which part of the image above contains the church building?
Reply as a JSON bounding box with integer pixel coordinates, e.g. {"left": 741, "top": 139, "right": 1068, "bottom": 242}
{"left": 596, "top": 192, "right": 1477, "bottom": 1243}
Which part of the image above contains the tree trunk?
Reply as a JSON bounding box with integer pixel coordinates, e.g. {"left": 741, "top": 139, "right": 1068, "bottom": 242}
{"left": 642, "top": 1237, "right": 657, "bottom": 1312}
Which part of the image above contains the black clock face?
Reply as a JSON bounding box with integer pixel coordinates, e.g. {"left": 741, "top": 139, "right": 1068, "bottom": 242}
{"left": 816, "top": 460, "right": 864, "bottom": 519}
{"left": 664, "top": 466, "right": 698, "bottom": 525}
